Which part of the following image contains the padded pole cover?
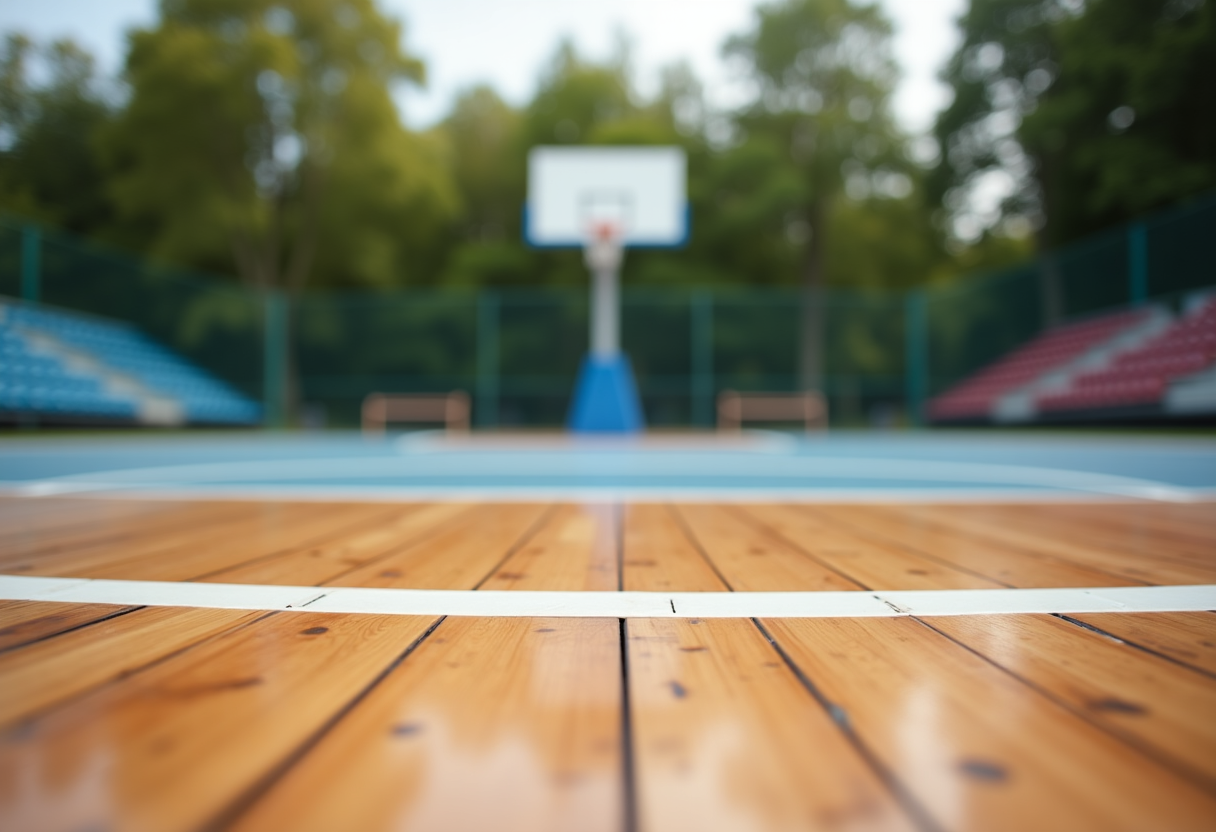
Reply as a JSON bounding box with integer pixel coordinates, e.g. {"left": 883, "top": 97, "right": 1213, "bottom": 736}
{"left": 567, "top": 354, "right": 645, "bottom": 433}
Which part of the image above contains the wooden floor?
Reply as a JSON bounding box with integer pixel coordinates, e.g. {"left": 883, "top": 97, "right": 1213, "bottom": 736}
{"left": 0, "top": 496, "right": 1214, "bottom": 831}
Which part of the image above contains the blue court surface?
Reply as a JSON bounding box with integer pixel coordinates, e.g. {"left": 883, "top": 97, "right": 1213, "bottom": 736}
{"left": 1, "top": 430, "right": 1213, "bottom": 502}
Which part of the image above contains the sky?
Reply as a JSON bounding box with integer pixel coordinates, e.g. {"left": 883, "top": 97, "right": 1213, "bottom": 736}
{"left": 0, "top": 0, "right": 965, "bottom": 135}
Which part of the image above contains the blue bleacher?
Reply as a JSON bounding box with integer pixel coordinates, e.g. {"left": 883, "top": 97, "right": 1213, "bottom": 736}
{"left": 1, "top": 301, "right": 261, "bottom": 425}
{"left": 0, "top": 326, "right": 137, "bottom": 419}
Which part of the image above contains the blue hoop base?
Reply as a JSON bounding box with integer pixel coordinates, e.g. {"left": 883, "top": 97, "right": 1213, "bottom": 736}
{"left": 567, "top": 354, "right": 645, "bottom": 434}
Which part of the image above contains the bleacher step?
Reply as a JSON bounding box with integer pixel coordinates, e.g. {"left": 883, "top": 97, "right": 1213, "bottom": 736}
{"left": 15, "top": 326, "right": 186, "bottom": 426}
{"left": 1165, "top": 364, "right": 1216, "bottom": 414}
{"left": 992, "top": 308, "right": 1172, "bottom": 423}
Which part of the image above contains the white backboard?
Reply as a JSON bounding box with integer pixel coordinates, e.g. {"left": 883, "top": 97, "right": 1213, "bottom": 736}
{"left": 526, "top": 146, "right": 688, "bottom": 247}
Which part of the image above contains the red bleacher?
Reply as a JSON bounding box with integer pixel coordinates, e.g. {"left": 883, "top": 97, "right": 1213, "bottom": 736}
{"left": 1038, "top": 298, "right": 1216, "bottom": 412}
{"left": 929, "top": 309, "right": 1149, "bottom": 421}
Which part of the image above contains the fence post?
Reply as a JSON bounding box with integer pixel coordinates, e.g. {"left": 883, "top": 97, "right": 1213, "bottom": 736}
{"left": 477, "top": 291, "right": 499, "bottom": 428}
{"left": 263, "top": 289, "right": 288, "bottom": 428}
{"left": 1128, "top": 222, "right": 1148, "bottom": 306}
{"left": 21, "top": 225, "right": 40, "bottom": 303}
{"left": 690, "top": 291, "right": 713, "bottom": 427}
{"left": 904, "top": 289, "right": 928, "bottom": 427}
{"left": 1038, "top": 252, "right": 1063, "bottom": 327}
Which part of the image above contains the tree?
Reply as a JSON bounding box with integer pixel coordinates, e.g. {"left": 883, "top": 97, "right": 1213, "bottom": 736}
{"left": 99, "top": 0, "right": 460, "bottom": 421}
{"left": 442, "top": 85, "right": 521, "bottom": 245}
{"left": 0, "top": 35, "right": 114, "bottom": 236}
{"left": 523, "top": 40, "right": 636, "bottom": 150}
{"left": 724, "top": 0, "right": 906, "bottom": 390}
{"left": 929, "top": 0, "right": 1062, "bottom": 245}
{"left": 102, "top": 0, "right": 457, "bottom": 291}
{"left": 434, "top": 85, "right": 535, "bottom": 289}
{"left": 1021, "top": 0, "right": 1216, "bottom": 242}
{"left": 934, "top": 0, "right": 1215, "bottom": 248}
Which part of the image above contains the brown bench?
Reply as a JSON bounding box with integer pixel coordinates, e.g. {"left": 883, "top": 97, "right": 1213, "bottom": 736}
{"left": 361, "top": 391, "right": 471, "bottom": 436}
{"left": 717, "top": 390, "right": 828, "bottom": 433}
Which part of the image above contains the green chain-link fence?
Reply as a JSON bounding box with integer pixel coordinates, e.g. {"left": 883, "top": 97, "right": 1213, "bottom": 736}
{"left": 2, "top": 192, "right": 1213, "bottom": 428}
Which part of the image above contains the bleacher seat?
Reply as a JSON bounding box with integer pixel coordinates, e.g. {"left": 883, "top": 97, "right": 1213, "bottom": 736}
{"left": 1037, "top": 297, "right": 1216, "bottom": 413}
{"left": 929, "top": 308, "right": 1150, "bottom": 421}
{"left": 0, "top": 326, "right": 137, "bottom": 419}
{"left": 1, "top": 301, "right": 261, "bottom": 425}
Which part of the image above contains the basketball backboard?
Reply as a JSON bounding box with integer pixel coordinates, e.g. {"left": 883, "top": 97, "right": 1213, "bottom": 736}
{"left": 525, "top": 146, "right": 687, "bottom": 247}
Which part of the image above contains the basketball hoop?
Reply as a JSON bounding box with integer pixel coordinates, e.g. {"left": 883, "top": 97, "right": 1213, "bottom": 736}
{"left": 584, "top": 220, "right": 623, "bottom": 274}
{"left": 524, "top": 146, "right": 687, "bottom": 432}
{"left": 591, "top": 220, "right": 619, "bottom": 244}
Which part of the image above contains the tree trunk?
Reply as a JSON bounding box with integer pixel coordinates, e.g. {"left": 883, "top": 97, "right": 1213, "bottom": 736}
{"left": 282, "top": 299, "right": 299, "bottom": 428}
{"left": 798, "top": 201, "right": 825, "bottom": 393}
{"left": 230, "top": 158, "right": 327, "bottom": 428}
{"left": 1031, "top": 151, "right": 1062, "bottom": 330}
{"left": 279, "top": 163, "right": 328, "bottom": 427}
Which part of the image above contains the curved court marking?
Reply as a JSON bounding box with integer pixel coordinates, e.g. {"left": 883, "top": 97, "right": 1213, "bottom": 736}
{"left": 13, "top": 486, "right": 1207, "bottom": 504}
{"left": 2, "top": 575, "right": 1212, "bottom": 618}
{"left": 0, "top": 454, "right": 1202, "bottom": 501}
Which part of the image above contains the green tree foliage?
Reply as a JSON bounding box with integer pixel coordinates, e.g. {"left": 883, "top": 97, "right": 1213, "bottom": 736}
{"left": 101, "top": 0, "right": 457, "bottom": 291}
{"left": 525, "top": 41, "right": 636, "bottom": 149}
{"left": 0, "top": 35, "right": 114, "bottom": 235}
{"left": 0, "top": 0, "right": 1051, "bottom": 310}
{"left": 443, "top": 85, "right": 521, "bottom": 245}
{"left": 1022, "top": 0, "right": 1216, "bottom": 241}
{"left": 723, "top": 0, "right": 912, "bottom": 386}
{"left": 934, "top": 0, "right": 1216, "bottom": 247}
{"left": 929, "top": 0, "right": 1059, "bottom": 240}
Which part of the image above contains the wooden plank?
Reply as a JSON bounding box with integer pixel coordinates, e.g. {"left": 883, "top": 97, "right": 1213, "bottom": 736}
{"left": 859, "top": 504, "right": 1216, "bottom": 585}
{"left": 928, "top": 613, "right": 1216, "bottom": 792}
{"left": 199, "top": 503, "right": 475, "bottom": 586}
{"left": 0, "top": 611, "right": 436, "bottom": 832}
{"left": 1068, "top": 612, "right": 1216, "bottom": 677}
{"left": 622, "top": 504, "right": 725, "bottom": 592}
{"left": 0, "top": 501, "right": 329, "bottom": 576}
{"left": 0, "top": 606, "right": 261, "bottom": 728}
{"left": 0, "top": 600, "right": 135, "bottom": 652}
{"left": 0, "top": 499, "right": 257, "bottom": 555}
{"left": 627, "top": 617, "right": 916, "bottom": 831}
{"left": 480, "top": 503, "right": 617, "bottom": 591}
{"left": 817, "top": 504, "right": 1140, "bottom": 588}
{"left": 0, "top": 497, "right": 177, "bottom": 541}
{"left": 0, "top": 495, "right": 77, "bottom": 522}
{"left": 910, "top": 504, "right": 1216, "bottom": 583}
{"left": 1011, "top": 503, "right": 1216, "bottom": 557}
{"left": 766, "top": 617, "right": 1216, "bottom": 830}
{"left": 331, "top": 503, "right": 551, "bottom": 589}
{"left": 85, "top": 503, "right": 403, "bottom": 582}
{"left": 231, "top": 505, "right": 620, "bottom": 829}
{"left": 0, "top": 500, "right": 257, "bottom": 566}
{"left": 0, "top": 498, "right": 110, "bottom": 536}
{"left": 673, "top": 504, "right": 861, "bottom": 591}
{"left": 0, "top": 503, "right": 563, "bottom": 832}
{"left": 1061, "top": 502, "right": 1216, "bottom": 538}
{"left": 17, "top": 503, "right": 400, "bottom": 581}
{"left": 229, "top": 616, "right": 624, "bottom": 832}
{"left": 624, "top": 510, "right": 916, "bottom": 830}
{"left": 736, "top": 504, "right": 1002, "bottom": 590}
{"left": 924, "top": 504, "right": 1216, "bottom": 569}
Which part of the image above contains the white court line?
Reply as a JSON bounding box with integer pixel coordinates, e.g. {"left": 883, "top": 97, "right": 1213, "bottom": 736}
{"left": 1, "top": 575, "right": 1212, "bottom": 618}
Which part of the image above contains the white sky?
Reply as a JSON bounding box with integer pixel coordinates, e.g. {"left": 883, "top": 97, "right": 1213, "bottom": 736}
{"left": 0, "top": 0, "right": 964, "bottom": 134}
